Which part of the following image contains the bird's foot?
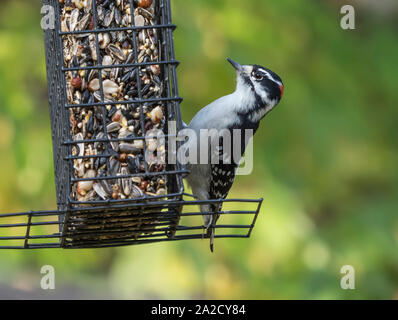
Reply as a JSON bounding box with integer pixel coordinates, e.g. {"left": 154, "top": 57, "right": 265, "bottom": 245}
{"left": 204, "top": 216, "right": 213, "bottom": 230}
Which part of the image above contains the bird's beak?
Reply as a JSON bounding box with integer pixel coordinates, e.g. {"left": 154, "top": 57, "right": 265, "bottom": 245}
{"left": 227, "top": 58, "right": 243, "bottom": 73}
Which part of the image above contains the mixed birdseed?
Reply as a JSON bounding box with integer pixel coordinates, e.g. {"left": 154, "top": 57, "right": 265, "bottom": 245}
{"left": 60, "top": 0, "right": 168, "bottom": 207}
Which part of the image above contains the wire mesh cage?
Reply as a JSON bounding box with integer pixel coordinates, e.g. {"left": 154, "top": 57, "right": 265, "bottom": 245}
{"left": 45, "top": 0, "right": 185, "bottom": 209}
{"left": 0, "top": 0, "right": 262, "bottom": 250}
{"left": 44, "top": 0, "right": 187, "bottom": 243}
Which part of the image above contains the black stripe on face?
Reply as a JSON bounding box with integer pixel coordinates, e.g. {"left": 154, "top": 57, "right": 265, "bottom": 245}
{"left": 252, "top": 65, "right": 283, "bottom": 101}
{"left": 261, "top": 78, "right": 281, "bottom": 101}
{"left": 253, "top": 65, "right": 283, "bottom": 85}
{"left": 239, "top": 73, "right": 268, "bottom": 119}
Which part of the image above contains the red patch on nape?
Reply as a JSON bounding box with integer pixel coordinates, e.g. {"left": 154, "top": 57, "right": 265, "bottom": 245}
{"left": 279, "top": 85, "right": 284, "bottom": 98}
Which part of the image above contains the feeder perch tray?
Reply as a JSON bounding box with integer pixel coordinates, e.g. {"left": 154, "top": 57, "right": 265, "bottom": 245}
{"left": 0, "top": 0, "right": 262, "bottom": 249}
{"left": 0, "top": 196, "right": 262, "bottom": 249}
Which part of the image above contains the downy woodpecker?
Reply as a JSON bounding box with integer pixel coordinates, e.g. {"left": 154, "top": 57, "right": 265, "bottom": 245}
{"left": 184, "top": 58, "right": 284, "bottom": 251}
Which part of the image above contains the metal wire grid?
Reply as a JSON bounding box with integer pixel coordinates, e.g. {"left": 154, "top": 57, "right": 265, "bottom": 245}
{"left": 58, "top": 0, "right": 186, "bottom": 209}
{"left": 0, "top": 197, "right": 263, "bottom": 249}
{"left": 45, "top": 0, "right": 189, "bottom": 244}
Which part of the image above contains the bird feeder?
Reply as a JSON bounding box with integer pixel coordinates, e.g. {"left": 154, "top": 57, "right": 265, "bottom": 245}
{"left": 0, "top": 0, "right": 262, "bottom": 249}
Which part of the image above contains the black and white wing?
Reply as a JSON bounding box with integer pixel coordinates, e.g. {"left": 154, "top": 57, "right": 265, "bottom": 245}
{"left": 209, "top": 129, "right": 252, "bottom": 202}
{"left": 209, "top": 162, "right": 238, "bottom": 201}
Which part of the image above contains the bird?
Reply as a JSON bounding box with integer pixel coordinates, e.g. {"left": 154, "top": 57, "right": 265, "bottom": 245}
{"left": 183, "top": 58, "right": 284, "bottom": 252}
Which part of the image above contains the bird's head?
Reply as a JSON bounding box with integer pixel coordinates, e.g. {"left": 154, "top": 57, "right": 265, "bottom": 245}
{"left": 227, "top": 58, "right": 284, "bottom": 121}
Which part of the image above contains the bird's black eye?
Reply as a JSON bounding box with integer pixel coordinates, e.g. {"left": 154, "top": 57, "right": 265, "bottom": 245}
{"left": 252, "top": 71, "right": 264, "bottom": 81}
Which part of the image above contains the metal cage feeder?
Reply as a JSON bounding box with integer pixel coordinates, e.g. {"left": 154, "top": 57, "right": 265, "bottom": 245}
{"left": 0, "top": 0, "right": 262, "bottom": 249}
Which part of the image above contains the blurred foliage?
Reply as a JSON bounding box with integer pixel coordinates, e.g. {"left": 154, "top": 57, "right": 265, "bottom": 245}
{"left": 0, "top": 0, "right": 397, "bottom": 299}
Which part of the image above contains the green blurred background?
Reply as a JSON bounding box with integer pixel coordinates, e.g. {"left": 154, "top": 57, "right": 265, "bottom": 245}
{"left": 0, "top": 0, "right": 397, "bottom": 299}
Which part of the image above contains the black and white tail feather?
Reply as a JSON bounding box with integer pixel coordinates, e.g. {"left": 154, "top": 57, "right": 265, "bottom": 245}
{"left": 184, "top": 58, "right": 284, "bottom": 252}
